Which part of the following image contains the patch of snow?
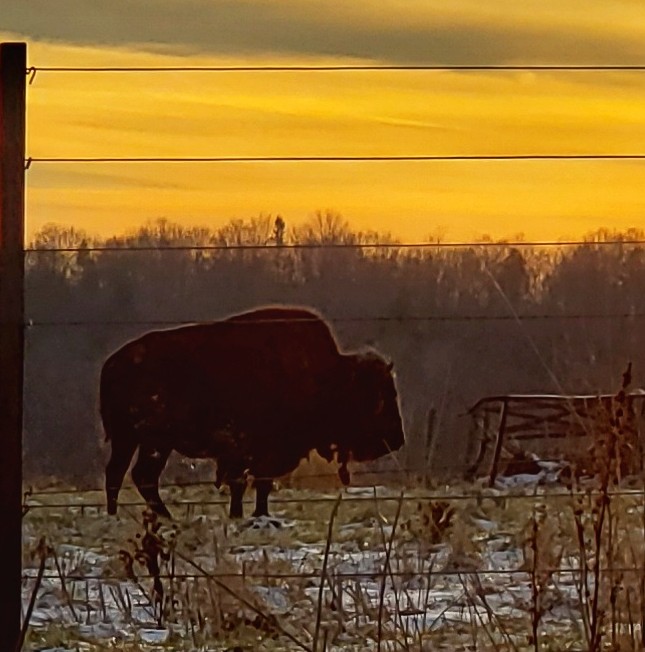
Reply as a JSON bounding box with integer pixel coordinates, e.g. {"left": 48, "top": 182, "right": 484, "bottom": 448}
{"left": 139, "top": 628, "right": 170, "bottom": 644}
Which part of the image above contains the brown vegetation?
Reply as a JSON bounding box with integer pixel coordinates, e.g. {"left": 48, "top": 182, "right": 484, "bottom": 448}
{"left": 23, "top": 214, "right": 645, "bottom": 485}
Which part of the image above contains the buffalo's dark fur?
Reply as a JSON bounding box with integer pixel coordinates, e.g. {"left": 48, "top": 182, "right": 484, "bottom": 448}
{"left": 101, "top": 307, "right": 405, "bottom": 518}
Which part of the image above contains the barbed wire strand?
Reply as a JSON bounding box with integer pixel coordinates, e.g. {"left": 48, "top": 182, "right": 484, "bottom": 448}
{"left": 18, "top": 469, "right": 588, "bottom": 496}
{"left": 24, "top": 154, "right": 645, "bottom": 164}
{"left": 21, "top": 313, "right": 645, "bottom": 327}
{"left": 21, "top": 566, "right": 645, "bottom": 583}
{"left": 26, "top": 64, "right": 645, "bottom": 73}
{"left": 22, "top": 238, "right": 645, "bottom": 252}
{"left": 23, "top": 488, "right": 645, "bottom": 510}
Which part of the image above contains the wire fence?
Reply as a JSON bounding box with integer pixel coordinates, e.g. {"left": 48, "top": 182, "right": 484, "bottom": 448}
{"left": 21, "top": 483, "right": 645, "bottom": 587}
{"left": 23, "top": 59, "right": 645, "bottom": 268}
{"left": 24, "top": 62, "right": 645, "bottom": 172}
{"left": 17, "top": 58, "right": 645, "bottom": 649}
{"left": 18, "top": 64, "right": 643, "bottom": 455}
{"left": 21, "top": 57, "right": 645, "bottom": 412}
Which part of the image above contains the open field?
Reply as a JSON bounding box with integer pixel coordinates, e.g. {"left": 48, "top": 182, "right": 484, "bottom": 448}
{"left": 20, "top": 472, "right": 645, "bottom": 652}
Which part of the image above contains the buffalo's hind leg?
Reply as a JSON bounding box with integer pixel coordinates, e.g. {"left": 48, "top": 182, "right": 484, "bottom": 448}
{"left": 131, "top": 444, "right": 172, "bottom": 518}
{"left": 106, "top": 436, "right": 138, "bottom": 515}
{"left": 253, "top": 478, "right": 273, "bottom": 517}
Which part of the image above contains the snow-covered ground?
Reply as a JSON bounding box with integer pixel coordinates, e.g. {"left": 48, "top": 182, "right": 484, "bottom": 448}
{"left": 21, "top": 481, "right": 637, "bottom": 650}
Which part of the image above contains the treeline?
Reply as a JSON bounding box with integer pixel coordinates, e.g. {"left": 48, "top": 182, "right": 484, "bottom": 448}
{"left": 24, "top": 212, "right": 645, "bottom": 483}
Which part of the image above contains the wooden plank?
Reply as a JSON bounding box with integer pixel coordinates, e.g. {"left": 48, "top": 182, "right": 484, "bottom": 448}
{"left": 488, "top": 399, "right": 509, "bottom": 486}
{"left": 0, "top": 41, "right": 26, "bottom": 650}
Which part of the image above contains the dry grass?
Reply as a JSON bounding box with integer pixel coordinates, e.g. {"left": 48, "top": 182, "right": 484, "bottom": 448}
{"left": 20, "top": 367, "right": 645, "bottom": 651}
{"left": 19, "top": 487, "right": 645, "bottom": 651}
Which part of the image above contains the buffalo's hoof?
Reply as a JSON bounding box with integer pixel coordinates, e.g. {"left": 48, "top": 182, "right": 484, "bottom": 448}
{"left": 150, "top": 504, "right": 172, "bottom": 520}
{"left": 241, "top": 516, "right": 296, "bottom": 530}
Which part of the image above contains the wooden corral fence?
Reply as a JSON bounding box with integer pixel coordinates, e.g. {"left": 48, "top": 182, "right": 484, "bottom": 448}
{"left": 466, "top": 392, "right": 645, "bottom": 485}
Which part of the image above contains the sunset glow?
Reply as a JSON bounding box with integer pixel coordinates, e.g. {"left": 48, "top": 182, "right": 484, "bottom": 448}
{"left": 5, "top": 0, "right": 645, "bottom": 241}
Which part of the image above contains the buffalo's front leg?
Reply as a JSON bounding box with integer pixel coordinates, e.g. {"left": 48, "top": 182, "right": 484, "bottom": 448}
{"left": 253, "top": 478, "right": 273, "bottom": 517}
{"left": 229, "top": 479, "right": 246, "bottom": 519}
{"left": 131, "top": 444, "right": 172, "bottom": 518}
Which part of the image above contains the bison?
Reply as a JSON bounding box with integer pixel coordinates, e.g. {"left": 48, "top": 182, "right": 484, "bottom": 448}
{"left": 101, "top": 306, "right": 405, "bottom": 518}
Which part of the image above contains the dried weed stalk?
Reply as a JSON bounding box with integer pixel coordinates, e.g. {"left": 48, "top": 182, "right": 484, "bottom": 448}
{"left": 570, "top": 362, "right": 643, "bottom": 652}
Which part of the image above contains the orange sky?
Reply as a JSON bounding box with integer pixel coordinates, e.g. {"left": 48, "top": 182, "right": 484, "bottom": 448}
{"left": 4, "top": 0, "right": 645, "bottom": 242}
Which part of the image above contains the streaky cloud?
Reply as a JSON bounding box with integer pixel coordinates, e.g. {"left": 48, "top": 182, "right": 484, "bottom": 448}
{"left": 4, "top": 0, "right": 645, "bottom": 65}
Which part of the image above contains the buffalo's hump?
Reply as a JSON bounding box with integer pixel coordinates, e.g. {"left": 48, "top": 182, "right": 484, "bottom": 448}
{"left": 101, "top": 308, "right": 343, "bottom": 449}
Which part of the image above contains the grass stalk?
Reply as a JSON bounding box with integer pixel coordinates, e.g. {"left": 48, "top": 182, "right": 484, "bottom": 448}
{"left": 377, "top": 490, "right": 404, "bottom": 652}
{"left": 52, "top": 547, "right": 79, "bottom": 622}
{"left": 16, "top": 537, "right": 49, "bottom": 652}
{"left": 313, "top": 493, "right": 342, "bottom": 652}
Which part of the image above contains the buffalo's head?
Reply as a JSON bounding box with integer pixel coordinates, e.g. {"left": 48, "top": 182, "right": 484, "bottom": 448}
{"left": 318, "top": 350, "right": 405, "bottom": 484}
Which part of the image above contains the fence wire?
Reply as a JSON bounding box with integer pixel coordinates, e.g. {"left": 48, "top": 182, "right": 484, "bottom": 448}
{"left": 22, "top": 237, "right": 645, "bottom": 252}
{"left": 22, "top": 566, "right": 645, "bottom": 583}
{"left": 27, "top": 64, "right": 645, "bottom": 73}
{"left": 20, "top": 56, "right": 645, "bottom": 620}
{"left": 23, "top": 487, "right": 645, "bottom": 510}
